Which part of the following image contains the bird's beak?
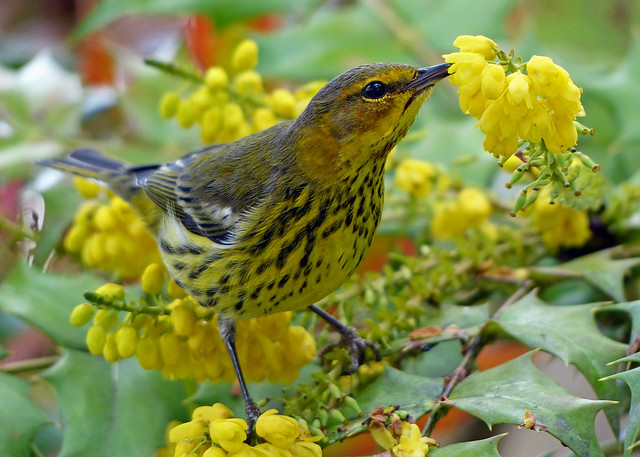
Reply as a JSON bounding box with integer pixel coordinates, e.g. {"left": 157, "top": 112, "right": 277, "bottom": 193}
{"left": 408, "top": 63, "right": 452, "bottom": 93}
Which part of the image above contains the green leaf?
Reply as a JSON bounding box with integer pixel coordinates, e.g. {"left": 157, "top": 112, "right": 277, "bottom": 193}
{"left": 72, "top": 0, "right": 307, "bottom": 41}
{"left": 43, "top": 349, "right": 188, "bottom": 457}
{"left": 356, "top": 366, "right": 443, "bottom": 418}
{"left": 491, "top": 291, "right": 626, "bottom": 434}
{"left": 449, "top": 352, "right": 614, "bottom": 457}
{"left": 530, "top": 249, "right": 640, "bottom": 302}
{"left": 0, "top": 372, "right": 51, "bottom": 457}
{"left": 0, "top": 262, "right": 104, "bottom": 349}
{"left": 604, "top": 358, "right": 640, "bottom": 457}
{"left": 605, "top": 300, "right": 640, "bottom": 344}
{"left": 32, "top": 183, "right": 83, "bottom": 267}
{"left": 429, "top": 434, "right": 505, "bottom": 457}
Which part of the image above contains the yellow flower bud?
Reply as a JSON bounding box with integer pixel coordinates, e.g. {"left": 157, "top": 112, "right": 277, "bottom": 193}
{"left": 141, "top": 263, "right": 166, "bottom": 295}
{"left": 63, "top": 225, "right": 89, "bottom": 253}
{"left": 201, "top": 107, "right": 223, "bottom": 144}
{"left": 159, "top": 92, "right": 181, "bottom": 119}
{"left": 290, "top": 441, "right": 323, "bottom": 457}
{"left": 457, "top": 188, "right": 491, "bottom": 227}
{"left": 252, "top": 108, "right": 277, "bottom": 133}
{"left": 202, "top": 446, "right": 228, "bottom": 457}
{"left": 115, "top": 325, "right": 138, "bottom": 358}
{"left": 209, "top": 418, "right": 248, "bottom": 452}
{"left": 95, "top": 283, "right": 125, "bottom": 301}
{"left": 222, "top": 103, "right": 244, "bottom": 131}
{"left": 394, "top": 159, "right": 436, "bottom": 198}
{"left": 193, "top": 403, "right": 234, "bottom": 423}
{"left": 136, "top": 336, "right": 161, "bottom": 369}
{"left": 70, "top": 303, "right": 95, "bottom": 327}
{"left": 231, "top": 39, "right": 259, "bottom": 72}
{"left": 174, "top": 439, "right": 197, "bottom": 456}
{"left": 480, "top": 63, "right": 506, "bottom": 99}
{"left": 73, "top": 177, "right": 101, "bottom": 199}
{"left": 235, "top": 71, "right": 263, "bottom": 94}
{"left": 86, "top": 325, "right": 106, "bottom": 355}
{"left": 94, "top": 309, "right": 119, "bottom": 329}
{"left": 270, "top": 88, "right": 297, "bottom": 118}
{"left": 502, "top": 153, "right": 525, "bottom": 173}
{"left": 506, "top": 72, "right": 531, "bottom": 105}
{"left": 103, "top": 332, "right": 120, "bottom": 363}
{"left": 159, "top": 332, "right": 185, "bottom": 367}
{"left": 256, "top": 409, "right": 299, "bottom": 448}
{"left": 168, "top": 279, "right": 187, "bottom": 299}
{"left": 190, "top": 87, "right": 215, "bottom": 111}
{"left": 171, "top": 304, "right": 197, "bottom": 336}
{"left": 205, "top": 66, "right": 229, "bottom": 90}
{"left": 177, "top": 99, "right": 199, "bottom": 128}
{"left": 94, "top": 205, "right": 118, "bottom": 231}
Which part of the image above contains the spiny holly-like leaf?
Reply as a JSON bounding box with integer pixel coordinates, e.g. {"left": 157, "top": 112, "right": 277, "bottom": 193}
{"left": 429, "top": 434, "right": 505, "bottom": 457}
{"left": 0, "top": 372, "right": 51, "bottom": 457}
{"left": 530, "top": 249, "right": 640, "bottom": 302}
{"left": 449, "top": 352, "right": 614, "bottom": 457}
{"left": 0, "top": 262, "right": 104, "bottom": 349}
{"left": 490, "top": 291, "right": 626, "bottom": 435}
{"left": 43, "top": 349, "right": 188, "bottom": 457}
{"left": 605, "top": 300, "right": 640, "bottom": 344}
{"left": 356, "top": 366, "right": 443, "bottom": 419}
{"left": 603, "top": 356, "right": 640, "bottom": 457}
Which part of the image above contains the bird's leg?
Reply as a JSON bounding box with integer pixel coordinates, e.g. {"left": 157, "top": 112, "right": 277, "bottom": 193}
{"left": 308, "top": 304, "right": 381, "bottom": 374}
{"left": 217, "top": 317, "right": 261, "bottom": 429}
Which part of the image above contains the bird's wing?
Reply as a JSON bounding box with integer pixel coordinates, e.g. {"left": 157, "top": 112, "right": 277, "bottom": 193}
{"left": 140, "top": 140, "right": 275, "bottom": 244}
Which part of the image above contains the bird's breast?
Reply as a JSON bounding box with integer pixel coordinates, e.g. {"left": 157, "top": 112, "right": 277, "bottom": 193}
{"left": 158, "top": 169, "right": 385, "bottom": 320}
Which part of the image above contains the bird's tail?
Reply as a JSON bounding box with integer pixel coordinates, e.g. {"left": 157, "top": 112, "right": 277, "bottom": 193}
{"left": 37, "top": 148, "right": 140, "bottom": 201}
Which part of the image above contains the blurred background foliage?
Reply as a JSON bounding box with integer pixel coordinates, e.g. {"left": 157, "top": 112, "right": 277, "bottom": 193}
{"left": 1, "top": 1, "right": 640, "bottom": 456}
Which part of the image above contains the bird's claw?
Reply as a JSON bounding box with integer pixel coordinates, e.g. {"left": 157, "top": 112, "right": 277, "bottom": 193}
{"left": 319, "top": 325, "right": 381, "bottom": 375}
{"left": 245, "top": 397, "right": 262, "bottom": 431}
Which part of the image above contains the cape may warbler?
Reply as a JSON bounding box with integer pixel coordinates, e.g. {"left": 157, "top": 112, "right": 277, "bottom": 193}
{"left": 38, "top": 62, "right": 450, "bottom": 424}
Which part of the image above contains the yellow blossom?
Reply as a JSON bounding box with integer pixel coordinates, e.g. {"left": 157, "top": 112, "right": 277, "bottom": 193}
{"left": 141, "top": 263, "right": 166, "bottom": 295}
{"left": 159, "top": 92, "right": 180, "bottom": 119}
{"left": 232, "top": 39, "right": 259, "bottom": 72}
{"left": 457, "top": 188, "right": 491, "bottom": 226}
{"left": 209, "top": 418, "right": 248, "bottom": 453}
{"left": 70, "top": 303, "right": 95, "bottom": 327}
{"left": 453, "top": 35, "right": 498, "bottom": 60}
{"left": 205, "top": 67, "right": 229, "bottom": 90}
{"left": 256, "top": 409, "right": 300, "bottom": 449}
{"left": 290, "top": 441, "right": 322, "bottom": 457}
{"left": 394, "top": 160, "right": 436, "bottom": 197}
{"left": 534, "top": 197, "right": 591, "bottom": 250}
{"left": 370, "top": 420, "right": 395, "bottom": 450}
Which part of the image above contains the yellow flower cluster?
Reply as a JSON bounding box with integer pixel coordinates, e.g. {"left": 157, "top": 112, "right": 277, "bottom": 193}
{"left": 369, "top": 413, "right": 438, "bottom": 457}
{"left": 532, "top": 190, "right": 591, "bottom": 250}
{"left": 64, "top": 178, "right": 162, "bottom": 279}
{"left": 444, "top": 35, "right": 584, "bottom": 156}
{"left": 156, "top": 404, "right": 322, "bottom": 457}
{"left": 431, "top": 188, "right": 491, "bottom": 240}
{"left": 160, "top": 39, "right": 325, "bottom": 145}
{"left": 394, "top": 159, "right": 449, "bottom": 198}
{"left": 72, "top": 265, "right": 316, "bottom": 384}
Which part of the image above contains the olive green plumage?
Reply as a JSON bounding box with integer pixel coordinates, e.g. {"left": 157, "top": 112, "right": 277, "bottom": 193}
{"left": 40, "top": 62, "right": 450, "bottom": 322}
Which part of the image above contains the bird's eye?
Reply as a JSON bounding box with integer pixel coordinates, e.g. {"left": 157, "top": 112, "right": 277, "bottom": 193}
{"left": 363, "top": 81, "right": 388, "bottom": 99}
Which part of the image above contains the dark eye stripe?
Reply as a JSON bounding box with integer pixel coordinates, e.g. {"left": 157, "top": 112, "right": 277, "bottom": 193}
{"left": 363, "top": 81, "right": 388, "bottom": 99}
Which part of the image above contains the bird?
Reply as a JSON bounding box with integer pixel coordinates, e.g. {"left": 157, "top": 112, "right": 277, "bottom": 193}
{"left": 38, "top": 61, "right": 451, "bottom": 426}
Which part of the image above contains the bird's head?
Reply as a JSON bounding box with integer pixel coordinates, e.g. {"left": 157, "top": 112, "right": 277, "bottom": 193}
{"left": 293, "top": 62, "right": 450, "bottom": 179}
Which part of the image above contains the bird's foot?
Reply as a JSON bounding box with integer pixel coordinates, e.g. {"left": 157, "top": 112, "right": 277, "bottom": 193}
{"left": 245, "top": 397, "right": 262, "bottom": 431}
{"left": 319, "top": 324, "right": 382, "bottom": 375}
